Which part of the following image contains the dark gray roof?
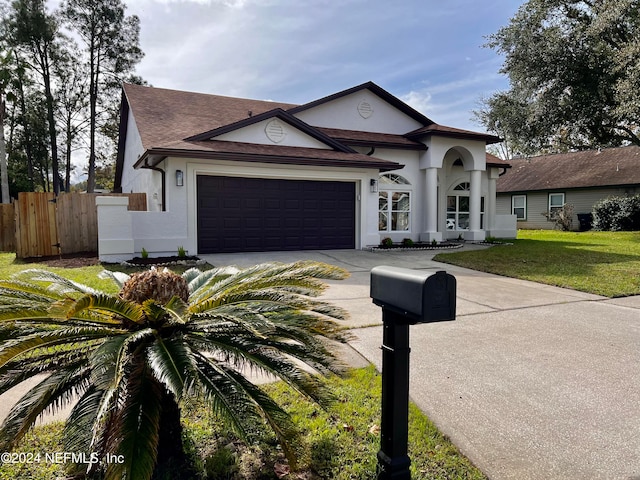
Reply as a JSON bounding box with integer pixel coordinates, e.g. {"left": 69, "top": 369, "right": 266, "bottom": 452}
{"left": 496, "top": 146, "right": 640, "bottom": 193}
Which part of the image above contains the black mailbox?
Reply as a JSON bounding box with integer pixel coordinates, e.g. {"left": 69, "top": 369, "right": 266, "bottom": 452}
{"left": 370, "top": 266, "right": 456, "bottom": 324}
{"left": 370, "top": 266, "right": 457, "bottom": 479}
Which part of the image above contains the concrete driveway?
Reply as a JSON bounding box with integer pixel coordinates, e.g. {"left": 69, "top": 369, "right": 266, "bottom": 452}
{"left": 202, "top": 248, "right": 640, "bottom": 480}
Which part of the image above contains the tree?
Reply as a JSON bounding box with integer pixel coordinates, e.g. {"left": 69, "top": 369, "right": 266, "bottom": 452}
{"left": 9, "top": 0, "right": 63, "bottom": 194}
{"left": 0, "top": 51, "right": 12, "bottom": 203}
{"left": 480, "top": 0, "right": 640, "bottom": 154}
{"left": 53, "top": 42, "right": 89, "bottom": 192}
{"left": 61, "top": 0, "right": 143, "bottom": 193}
{"left": 0, "top": 261, "right": 349, "bottom": 479}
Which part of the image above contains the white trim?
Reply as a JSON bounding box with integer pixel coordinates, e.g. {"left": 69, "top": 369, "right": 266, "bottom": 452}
{"left": 512, "top": 194, "right": 527, "bottom": 220}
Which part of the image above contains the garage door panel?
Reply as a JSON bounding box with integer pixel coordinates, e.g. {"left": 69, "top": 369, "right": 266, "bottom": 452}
{"left": 197, "top": 175, "right": 355, "bottom": 253}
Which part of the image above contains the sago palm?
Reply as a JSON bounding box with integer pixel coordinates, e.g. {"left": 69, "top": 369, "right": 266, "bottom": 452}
{"left": 0, "top": 261, "right": 349, "bottom": 479}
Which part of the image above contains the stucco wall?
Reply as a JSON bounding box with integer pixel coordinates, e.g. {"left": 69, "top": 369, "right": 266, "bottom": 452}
{"left": 215, "top": 118, "right": 332, "bottom": 148}
{"left": 119, "top": 109, "right": 164, "bottom": 211}
{"left": 293, "top": 90, "right": 423, "bottom": 134}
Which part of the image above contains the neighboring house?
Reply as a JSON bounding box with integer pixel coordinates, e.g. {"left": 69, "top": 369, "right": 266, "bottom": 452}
{"left": 98, "top": 81, "right": 516, "bottom": 261}
{"left": 496, "top": 146, "right": 640, "bottom": 230}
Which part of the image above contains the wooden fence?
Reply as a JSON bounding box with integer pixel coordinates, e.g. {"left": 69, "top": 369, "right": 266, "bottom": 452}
{"left": 2, "top": 192, "right": 146, "bottom": 259}
{"left": 0, "top": 202, "right": 15, "bottom": 253}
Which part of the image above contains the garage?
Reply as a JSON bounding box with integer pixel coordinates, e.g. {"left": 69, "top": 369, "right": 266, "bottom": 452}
{"left": 197, "top": 175, "right": 356, "bottom": 253}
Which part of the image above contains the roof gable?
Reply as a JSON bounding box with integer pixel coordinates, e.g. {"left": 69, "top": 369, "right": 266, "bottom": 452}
{"left": 185, "top": 108, "right": 356, "bottom": 152}
{"left": 288, "top": 82, "right": 431, "bottom": 134}
{"left": 497, "top": 146, "right": 640, "bottom": 192}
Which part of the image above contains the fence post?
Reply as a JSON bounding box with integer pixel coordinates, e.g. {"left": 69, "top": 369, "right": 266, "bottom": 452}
{"left": 96, "top": 196, "right": 134, "bottom": 263}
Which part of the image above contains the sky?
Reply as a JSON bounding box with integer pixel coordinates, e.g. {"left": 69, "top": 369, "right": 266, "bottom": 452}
{"left": 122, "top": 0, "right": 523, "bottom": 133}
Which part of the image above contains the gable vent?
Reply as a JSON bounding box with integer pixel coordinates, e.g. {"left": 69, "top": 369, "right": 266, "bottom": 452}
{"left": 357, "top": 100, "right": 374, "bottom": 119}
{"left": 265, "top": 119, "right": 286, "bottom": 143}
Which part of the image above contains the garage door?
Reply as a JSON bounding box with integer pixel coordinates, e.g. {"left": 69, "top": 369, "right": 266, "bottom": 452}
{"left": 197, "top": 175, "right": 356, "bottom": 253}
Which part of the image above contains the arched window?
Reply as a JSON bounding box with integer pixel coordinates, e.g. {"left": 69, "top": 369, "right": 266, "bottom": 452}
{"left": 378, "top": 174, "right": 411, "bottom": 232}
{"left": 447, "top": 182, "right": 484, "bottom": 231}
{"left": 379, "top": 173, "right": 411, "bottom": 185}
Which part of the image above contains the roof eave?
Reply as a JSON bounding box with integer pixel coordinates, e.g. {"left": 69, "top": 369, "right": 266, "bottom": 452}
{"left": 141, "top": 147, "right": 404, "bottom": 172}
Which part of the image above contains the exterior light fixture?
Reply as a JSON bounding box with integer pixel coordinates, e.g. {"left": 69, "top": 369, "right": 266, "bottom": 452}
{"left": 176, "top": 170, "right": 184, "bottom": 187}
{"left": 370, "top": 178, "right": 378, "bottom": 193}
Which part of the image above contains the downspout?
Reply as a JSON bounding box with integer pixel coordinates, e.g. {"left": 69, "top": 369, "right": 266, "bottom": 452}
{"left": 141, "top": 159, "right": 166, "bottom": 212}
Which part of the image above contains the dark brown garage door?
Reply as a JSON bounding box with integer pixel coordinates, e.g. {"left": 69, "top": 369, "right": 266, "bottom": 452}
{"left": 197, "top": 175, "right": 356, "bottom": 253}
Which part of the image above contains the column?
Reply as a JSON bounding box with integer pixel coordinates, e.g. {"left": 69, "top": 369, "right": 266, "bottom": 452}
{"left": 465, "top": 169, "right": 485, "bottom": 241}
{"left": 420, "top": 167, "right": 442, "bottom": 243}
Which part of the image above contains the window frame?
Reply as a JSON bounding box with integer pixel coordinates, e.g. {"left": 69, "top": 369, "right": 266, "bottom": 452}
{"left": 512, "top": 195, "right": 527, "bottom": 220}
{"left": 378, "top": 174, "right": 412, "bottom": 233}
{"left": 548, "top": 193, "right": 565, "bottom": 220}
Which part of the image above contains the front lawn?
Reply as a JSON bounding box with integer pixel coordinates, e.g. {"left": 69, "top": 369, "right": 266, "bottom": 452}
{"left": 0, "top": 253, "right": 486, "bottom": 479}
{"left": 434, "top": 230, "right": 640, "bottom": 297}
{"left": 0, "top": 367, "right": 486, "bottom": 480}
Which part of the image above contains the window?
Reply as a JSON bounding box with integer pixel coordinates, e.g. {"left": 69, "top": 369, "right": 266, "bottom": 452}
{"left": 378, "top": 174, "right": 411, "bottom": 232}
{"left": 379, "top": 191, "right": 411, "bottom": 231}
{"left": 548, "top": 193, "right": 565, "bottom": 219}
{"left": 379, "top": 174, "right": 411, "bottom": 185}
{"left": 512, "top": 195, "right": 527, "bottom": 220}
{"left": 447, "top": 182, "right": 484, "bottom": 230}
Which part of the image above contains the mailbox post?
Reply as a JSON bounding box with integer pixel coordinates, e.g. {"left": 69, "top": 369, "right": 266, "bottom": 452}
{"left": 370, "top": 267, "right": 456, "bottom": 480}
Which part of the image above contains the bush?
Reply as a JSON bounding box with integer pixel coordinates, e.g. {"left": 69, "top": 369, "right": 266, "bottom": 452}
{"left": 592, "top": 194, "right": 640, "bottom": 231}
{"left": 380, "top": 237, "right": 393, "bottom": 248}
{"left": 542, "top": 203, "right": 574, "bottom": 231}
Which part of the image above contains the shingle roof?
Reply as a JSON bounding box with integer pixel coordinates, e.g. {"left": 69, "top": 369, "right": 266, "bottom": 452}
{"left": 486, "top": 153, "right": 511, "bottom": 169}
{"left": 407, "top": 124, "right": 502, "bottom": 144}
{"left": 496, "top": 146, "right": 640, "bottom": 193}
{"left": 119, "top": 82, "right": 503, "bottom": 179}
{"left": 316, "top": 127, "right": 428, "bottom": 150}
{"left": 123, "top": 83, "right": 296, "bottom": 150}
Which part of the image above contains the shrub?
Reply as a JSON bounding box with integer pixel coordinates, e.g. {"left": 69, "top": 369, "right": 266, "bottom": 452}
{"left": 381, "top": 237, "right": 393, "bottom": 248}
{"left": 592, "top": 194, "right": 640, "bottom": 231}
{"left": 402, "top": 238, "right": 414, "bottom": 247}
{"left": 542, "top": 203, "right": 574, "bottom": 231}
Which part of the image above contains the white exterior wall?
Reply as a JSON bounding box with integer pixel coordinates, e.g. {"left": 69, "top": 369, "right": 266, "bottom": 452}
{"left": 120, "top": 109, "right": 164, "bottom": 211}
{"left": 215, "top": 119, "right": 332, "bottom": 149}
{"left": 293, "top": 91, "right": 424, "bottom": 134}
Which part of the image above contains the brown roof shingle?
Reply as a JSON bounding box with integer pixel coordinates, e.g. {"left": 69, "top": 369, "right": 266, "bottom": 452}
{"left": 496, "top": 146, "right": 640, "bottom": 192}
{"left": 123, "top": 83, "right": 296, "bottom": 150}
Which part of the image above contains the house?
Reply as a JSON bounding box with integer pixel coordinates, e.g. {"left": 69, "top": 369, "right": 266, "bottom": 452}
{"left": 98, "top": 81, "right": 516, "bottom": 261}
{"left": 496, "top": 146, "right": 640, "bottom": 230}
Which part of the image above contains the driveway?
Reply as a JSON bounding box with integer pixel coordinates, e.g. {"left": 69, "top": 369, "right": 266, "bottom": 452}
{"left": 201, "top": 248, "right": 640, "bottom": 480}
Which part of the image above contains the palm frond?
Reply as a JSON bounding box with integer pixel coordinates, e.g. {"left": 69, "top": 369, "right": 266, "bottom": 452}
{"left": 224, "top": 366, "right": 300, "bottom": 467}
{"left": 103, "top": 362, "right": 162, "bottom": 480}
{"left": 50, "top": 293, "right": 146, "bottom": 325}
{"left": 0, "top": 366, "right": 90, "bottom": 450}
{"left": 0, "top": 350, "right": 90, "bottom": 395}
{"left": 184, "top": 331, "right": 334, "bottom": 407}
{"left": 145, "top": 335, "right": 194, "bottom": 400}
{"left": 190, "top": 352, "right": 263, "bottom": 441}
{"left": 11, "top": 269, "right": 99, "bottom": 296}
{"left": 0, "top": 326, "right": 120, "bottom": 367}
{"left": 98, "top": 270, "right": 131, "bottom": 288}
{"left": 63, "top": 385, "right": 109, "bottom": 453}
{"left": 185, "top": 266, "right": 240, "bottom": 300}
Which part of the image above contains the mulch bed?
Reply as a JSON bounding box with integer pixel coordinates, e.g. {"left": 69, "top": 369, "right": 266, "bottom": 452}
{"left": 23, "top": 253, "right": 101, "bottom": 268}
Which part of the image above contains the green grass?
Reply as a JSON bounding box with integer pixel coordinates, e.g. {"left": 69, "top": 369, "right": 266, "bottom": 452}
{"left": 0, "top": 253, "right": 119, "bottom": 293}
{"left": 0, "top": 367, "right": 485, "bottom": 480}
{"left": 435, "top": 230, "right": 640, "bottom": 297}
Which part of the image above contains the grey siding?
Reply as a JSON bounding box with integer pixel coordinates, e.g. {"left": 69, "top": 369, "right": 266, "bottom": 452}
{"left": 497, "top": 187, "right": 639, "bottom": 230}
